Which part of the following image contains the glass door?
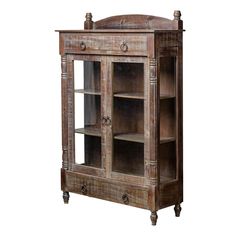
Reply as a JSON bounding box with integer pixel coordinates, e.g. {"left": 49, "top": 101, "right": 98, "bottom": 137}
{"left": 111, "top": 58, "right": 146, "bottom": 179}
{"left": 73, "top": 57, "right": 103, "bottom": 171}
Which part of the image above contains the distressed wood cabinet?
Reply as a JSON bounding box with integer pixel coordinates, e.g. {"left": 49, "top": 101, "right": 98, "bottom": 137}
{"left": 56, "top": 11, "right": 184, "bottom": 225}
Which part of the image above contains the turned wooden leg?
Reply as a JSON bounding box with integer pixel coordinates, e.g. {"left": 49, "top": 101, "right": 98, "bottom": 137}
{"left": 174, "top": 204, "right": 182, "bottom": 217}
{"left": 63, "top": 191, "right": 70, "bottom": 204}
{"left": 150, "top": 211, "right": 158, "bottom": 225}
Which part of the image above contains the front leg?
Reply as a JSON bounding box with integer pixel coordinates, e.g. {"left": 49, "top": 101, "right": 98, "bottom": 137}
{"left": 150, "top": 211, "right": 158, "bottom": 225}
{"left": 63, "top": 191, "right": 70, "bottom": 204}
{"left": 174, "top": 204, "right": 182, "bottom": 217}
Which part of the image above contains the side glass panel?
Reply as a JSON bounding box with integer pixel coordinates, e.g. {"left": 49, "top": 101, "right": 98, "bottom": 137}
{"left": 159, "top": 57, "right": 177, "bottom": 183}
{"left": 74, "top": 60, "right": 102, "bottom": 168}
{"left": 112, "top": 62, "right": 144, "bottom": 176}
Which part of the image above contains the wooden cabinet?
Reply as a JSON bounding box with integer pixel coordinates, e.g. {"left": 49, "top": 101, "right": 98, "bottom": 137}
{"left": 56, "top": 11, "right": 184, "bottom": 225}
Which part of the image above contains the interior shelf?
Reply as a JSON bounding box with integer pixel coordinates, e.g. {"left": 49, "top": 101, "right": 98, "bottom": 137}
{"left": 114, "top": 92, "right": 144, "bottom": 100}
{"left": 114, "top": 133, "right": 175, "bottom": 144}
{"left": 160, "top": 94, "right": 175, "bottom": 100}
{"left": 114, "top": 133, "right": 144, "bottom": 143}
{"left": 75, "top": 127, "right": 101, "bottom": 137}
{"left": 113, "top": 92, "right": 175, "bottom": 100}
{"left": 75, "top": 89, "right": 101, "bottom": 96}
{"left": 160, "top": 175, "right": 175, "bottom": 184}
{"left": 160, "top": 137, "right": 176, "bottom": 144}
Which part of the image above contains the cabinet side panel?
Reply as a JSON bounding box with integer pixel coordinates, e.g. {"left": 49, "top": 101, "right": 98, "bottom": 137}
{"left": 176, "top": 33, "right": 183, "bottom": 203}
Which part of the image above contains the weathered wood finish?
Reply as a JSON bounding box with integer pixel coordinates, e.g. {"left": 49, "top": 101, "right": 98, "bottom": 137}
{"left": 95, "top": 14, "right": 180, "bottom": 30}
{"left": 63, "top": 170, "right": 149, "bottom": 209}
{"left": 60, "top": 33, "right": 148, "bottom": 56}
{"left": 58, "top": 11, "right": 183, "bottom": 226}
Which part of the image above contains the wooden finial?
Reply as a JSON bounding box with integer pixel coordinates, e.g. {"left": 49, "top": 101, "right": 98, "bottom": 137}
{"left": 174, "top": 10, "right": 181, "bottom": 20}
{"left": 84, "top": 12, "right": 93, "bottom": 29}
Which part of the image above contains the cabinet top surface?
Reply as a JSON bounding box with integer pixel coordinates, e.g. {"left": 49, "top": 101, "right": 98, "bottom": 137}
{"left": 55, "top": 29, "right": 184, "bottom": 33}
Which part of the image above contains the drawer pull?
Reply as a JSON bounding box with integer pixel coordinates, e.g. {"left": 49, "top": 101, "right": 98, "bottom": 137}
{"left": 81, "top": 184, "right": 87, "bottom": 195}
{"left": 102, "top": 116, "right": 111, "bottom": 126}
{"left": 122, "top": 194, "right": 129, "bottom": 204}
{"left": 80, "top": 41, "right": 86, "bottom": 51}
{"left": 120, "top": 41, "right": 128, "bottom": 52}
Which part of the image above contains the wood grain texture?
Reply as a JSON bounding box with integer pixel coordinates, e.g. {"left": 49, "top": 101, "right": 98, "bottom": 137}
{"left": 65, "top": 170, "right": 149, "bottom": 209}
{"left": 95, "top": 14, "right": 179, "bottom": 30}
{"left": 61, "top": 33, "right": 148, "bottom": 56}
{"left": 58, "top": 11, "right": 184, "bottom": 225}
{"left": 61, "top": 55, "right": 68, "bottom": 170}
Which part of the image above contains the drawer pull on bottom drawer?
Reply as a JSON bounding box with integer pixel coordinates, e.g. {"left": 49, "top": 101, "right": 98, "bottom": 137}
{"left": 80, "top": 41, "right": 86, "bottom": 51}
{"left": 122, "top": 194, "right": 129, "bottom": 204}
{"left": 120, "top": 41, "right": 128, "bottom": 52}
{"left": 81, "top": 184, "right": 87, "bottom": 195}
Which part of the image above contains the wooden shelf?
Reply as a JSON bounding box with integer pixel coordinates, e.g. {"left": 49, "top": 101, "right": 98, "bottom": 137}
{"left": 160, "top": 94, "right": 175, "bottom": 99}
{"left": 114, "top": 133, "right": 144, "bottom": 143}
{"left": 114, "top": 133, "right": 175, "bottom": 144}
{"left": 74, "top": 89, "right": 101, "bottom": 95}
{"left": 114, "top": 92, "right": 144, "bottom": 100}
{"left": 160, "top": 175, "right": 175, "bottom": 184}
{"left": 160, "top": 137, "right": 176, "bottom": 144}
{"left": 113, "top": 92, "right": 175, "bottom": 100}
{"left": 75, "top": 127, "right": 101, "bottom": 137}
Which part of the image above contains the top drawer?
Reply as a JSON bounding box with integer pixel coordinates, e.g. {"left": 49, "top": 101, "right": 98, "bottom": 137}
{"left": 60, "top": 33, "right": 148, "bottom": 56}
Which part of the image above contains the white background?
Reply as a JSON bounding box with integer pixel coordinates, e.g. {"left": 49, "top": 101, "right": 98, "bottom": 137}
{"left": 1, "top": 0, "right": 236, "bottom": 235}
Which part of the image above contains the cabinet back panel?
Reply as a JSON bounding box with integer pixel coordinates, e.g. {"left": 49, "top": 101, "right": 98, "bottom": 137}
{"left": 113, "top": 63, "right": 144, "bottom": 94}
{"left": 160, "top": 99, "right": 175, "bottom": 138}
{"left": 113, "top": 98, "right": 144, "bottom": 134}
{"left": 113, "top": 140, "right": 144, "bottom": 176}
{"left": 84, "top": 61, "right": 101, "bottom": 91}
{"left": 160, "top": 57, "right": 175, "bottom": 97}
{"left": 160, "top": 141, "right": 176, "bottom": 179}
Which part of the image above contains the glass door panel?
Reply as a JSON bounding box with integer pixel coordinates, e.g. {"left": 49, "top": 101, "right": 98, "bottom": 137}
{"left": 74, "top": 60, "right": 102, "bottom": 168}
{"left": 112, "top": 62, "right": 145, "bottom": 176}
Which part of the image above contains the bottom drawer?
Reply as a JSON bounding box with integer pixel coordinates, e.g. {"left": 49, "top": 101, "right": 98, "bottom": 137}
{"left": 63, "top": 170, "right": 149, "bottom": 209}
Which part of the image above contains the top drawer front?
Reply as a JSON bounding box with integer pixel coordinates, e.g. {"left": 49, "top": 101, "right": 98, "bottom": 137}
{"left": 61, "top": 33, "right": 148, "bottom": 56}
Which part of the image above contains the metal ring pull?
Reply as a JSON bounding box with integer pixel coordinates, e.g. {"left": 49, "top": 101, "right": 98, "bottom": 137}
{"left": 120, "top": 41, "right": 128, "bottom": 52}
{"left": 81, "top": 184, "right": 87, "bottom": 195}
{"left": 80, "top": 41, "right": 86, "bottom": 51}
{"left": 102, "top": 116, "right": 107, "bottom": 125}
{"left": 122, "top": 194, "right": 129, "bottom": 204}
{"left": 102, "top": 116, "right": 111, "bottom": 126}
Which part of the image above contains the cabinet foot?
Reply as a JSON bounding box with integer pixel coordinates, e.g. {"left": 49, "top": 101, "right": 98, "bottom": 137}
{"left": 174, "top": 204, "right": 182, "bottom": 217}
{"left": 63, "top": 191, "right": 70, "bottom": 204}
{"left": 150, "top": 211, "right": 158, "bottom": 225}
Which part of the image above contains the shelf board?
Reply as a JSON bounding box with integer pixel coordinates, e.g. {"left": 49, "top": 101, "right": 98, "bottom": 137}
{"left": 160, "top": 176, "right": 176, "bottom": 184}
{"left": 113, "top": 92, "right": 175, "bottom": 100}
{"left": 74, "top": 90, "right": 174, "bottom": 99}
{"left": 75, "top": 127, "right": 101, "bottom": 137}
{"left": 160, "top": 137, "right": 176, "bottom": 144}
{"left": 114, "top": 133, "right": 175, "bottom": 144}
{"left": 75, "top": 130, "right": 175, "bottom": 143}
{"left": 114, "top": 92, "right": 144, "bottom": 100}
{"left": 74, "top": 89, "right": 101, "bottom": 96}
{"left": 160, "top": 94, "right": 175, "bottom": 99}
{"left": 114, "top": 133, "right": 144, "bottom": 143}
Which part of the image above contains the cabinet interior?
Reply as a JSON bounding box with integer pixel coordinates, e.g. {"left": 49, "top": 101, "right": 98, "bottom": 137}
{"left": 160, "top": 57, "right": 177, "bottom": 181}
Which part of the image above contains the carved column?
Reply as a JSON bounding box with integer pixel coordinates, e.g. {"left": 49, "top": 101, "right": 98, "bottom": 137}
{"left": 61, "top": 55, "right": 68, "bottom": 170}
{"left": 66, "top": 56, "right": 75, "bottom": 170}
{"left": 146, "top": 58, "right": 160, "bottom": 224}
{"left": 148, "top": 58, "right": 158, "bottom": 185}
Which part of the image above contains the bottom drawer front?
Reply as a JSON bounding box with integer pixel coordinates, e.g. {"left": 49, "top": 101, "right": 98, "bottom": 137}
{"left": 65, "top": 171, "right": 149, "bottom": 209}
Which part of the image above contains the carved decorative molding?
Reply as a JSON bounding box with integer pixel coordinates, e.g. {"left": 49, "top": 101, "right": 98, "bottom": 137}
{"left": 61, "top": 56, "right": 67, "bottom": 80}
{"left": 149, "top": 58, "right": 157, "bottom": 84}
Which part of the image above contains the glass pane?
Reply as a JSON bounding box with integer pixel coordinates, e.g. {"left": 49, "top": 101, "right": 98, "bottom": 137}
{"left": 112, "top": 62, "right": 144, "bottom": 176}
{"left": 74, "top": 60, "right": 102, "bottom": 168}
{"left": 159, "top": 57, "right": 177, "bottom": 182}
